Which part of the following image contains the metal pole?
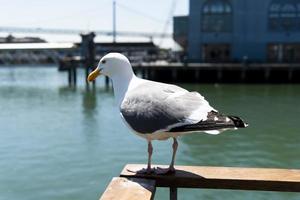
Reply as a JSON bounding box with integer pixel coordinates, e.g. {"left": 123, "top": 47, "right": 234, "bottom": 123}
{"left": 170, "top": 187, "right": 177, "bottom": 200}
{"left": 113, "top": 0, "right": 116, "bottom": 43}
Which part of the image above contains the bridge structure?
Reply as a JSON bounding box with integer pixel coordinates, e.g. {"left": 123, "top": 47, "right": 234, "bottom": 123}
{"left": 0, "top": 26, "right": 172, "bottom": 39}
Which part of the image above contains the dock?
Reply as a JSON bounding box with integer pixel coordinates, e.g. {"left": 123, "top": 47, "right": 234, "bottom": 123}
{"left": 132, "top": 63, "right": 300, "bottom": 83}
{"left": 100, "top": 164, "right": 300, "bottom": 200}
{"left": 59, "top": 59, "right": 300, "bottom": 87}
{"left": 57, "top": 32, "right": 300, "bottom": 86}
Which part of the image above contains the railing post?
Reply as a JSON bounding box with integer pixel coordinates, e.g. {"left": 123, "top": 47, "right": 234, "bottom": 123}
{"left": 170, "top": 187, "right": 177, "bottom": 200}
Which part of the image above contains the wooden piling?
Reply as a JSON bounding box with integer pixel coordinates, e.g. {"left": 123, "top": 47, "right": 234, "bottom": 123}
{"left": 288, "top": 68, "right": 293, "bottom": 82}
{"left": 80, "top": 32, "right": 96, "bottom": 89}
{"left": 72, "top": 64, "right": 77, "bottom": 86}
{"left": 68, "top": 68, "right": 72, "bottom": 86}
{"left": 105, "top": 76, "right": 110, "bottom": 89}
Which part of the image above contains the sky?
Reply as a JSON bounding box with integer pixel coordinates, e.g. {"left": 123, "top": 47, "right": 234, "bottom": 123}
{"left": 0, "top": 0, "right": 189, "bottom": 48}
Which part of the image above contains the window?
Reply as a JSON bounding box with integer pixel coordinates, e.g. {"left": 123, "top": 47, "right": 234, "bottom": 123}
{"left": 268, "top": 0, "right": 299, "bottom": 31}
{"left": 202, "top": 44, "right": 231, "bottom": 62}
{"left": 268, "top": 43, "right": 300, "bottom": 62}
{"left": 202, "top": 0, "right": 233, "bottom": 32}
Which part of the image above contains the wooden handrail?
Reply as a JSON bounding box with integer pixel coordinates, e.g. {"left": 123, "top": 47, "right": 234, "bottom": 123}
{"left": 100, "top": 164, "right": 300, "bottom": 200}
{"left": 121, "top": 164, "right": 300, "bottom": 192}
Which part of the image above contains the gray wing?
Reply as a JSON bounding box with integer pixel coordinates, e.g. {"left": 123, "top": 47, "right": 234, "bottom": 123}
{"left": 120, "top": 81, "right": 215, "bottom": 134}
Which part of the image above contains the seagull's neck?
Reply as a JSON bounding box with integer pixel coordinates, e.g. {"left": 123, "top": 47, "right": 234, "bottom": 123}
{"left": 111, "top": 72, "right": 139, "bottom": 107}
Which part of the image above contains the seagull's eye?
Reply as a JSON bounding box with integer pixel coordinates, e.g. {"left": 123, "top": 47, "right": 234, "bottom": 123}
{"left": 101, "top": 60, "right": 106, "bottom": 64}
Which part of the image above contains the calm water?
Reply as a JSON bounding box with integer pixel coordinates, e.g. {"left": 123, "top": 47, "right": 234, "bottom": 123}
{"left": 0, "top": 66, "right": 300, "bottom": 200}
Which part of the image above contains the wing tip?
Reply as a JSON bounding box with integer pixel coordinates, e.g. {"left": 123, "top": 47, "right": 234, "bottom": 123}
{"left": 228, "top": 116, "right": 248, "bottom": 128}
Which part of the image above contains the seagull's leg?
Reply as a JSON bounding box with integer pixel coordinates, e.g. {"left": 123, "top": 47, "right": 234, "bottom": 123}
{"left": 169, "top": 137, "right": 178, "bottom": 172}
{"left": 156, "top": 137, "right": 178, "bottom": 174}
{"left": 139, "top": 140, "right": 154, "bottom": 174}
{"left": 146, "top": 140, "right": 153, "bottom": 173}
{"left": 127, "top": 140, "right": 155, "bottom": 174}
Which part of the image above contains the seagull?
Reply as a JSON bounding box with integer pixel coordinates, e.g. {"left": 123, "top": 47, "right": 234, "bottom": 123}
{"left": 88, "top": 53, "right": 248, "bottom": 174}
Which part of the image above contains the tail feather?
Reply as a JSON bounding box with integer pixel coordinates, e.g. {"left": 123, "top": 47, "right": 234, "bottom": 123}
{"left": 228, "top": 116, "right": 248, "bottom": 128}
{"left": 168, "top": 111, "right": 248, "bottom": 133}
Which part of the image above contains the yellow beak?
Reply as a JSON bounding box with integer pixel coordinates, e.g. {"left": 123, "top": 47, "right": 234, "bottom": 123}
{"left": 87, "top": 68, "right": 101, "bottom": 82}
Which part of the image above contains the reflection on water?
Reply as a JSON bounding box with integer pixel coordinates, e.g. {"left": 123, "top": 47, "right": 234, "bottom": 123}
{"left": 82, "top": 89, "right": 97, "bottom": 115}
{"left": 81, "top": 89, "right": 100, "bottom": 148}
{"left": 0, "top": 67, "right": 300, "bottom": 200}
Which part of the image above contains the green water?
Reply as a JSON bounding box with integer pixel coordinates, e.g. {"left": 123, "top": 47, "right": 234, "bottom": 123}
{"left": 0, "top": 66, "right": 299, "bottom": 200}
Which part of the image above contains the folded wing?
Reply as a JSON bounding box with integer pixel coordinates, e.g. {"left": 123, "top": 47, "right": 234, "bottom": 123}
{"left": 120, "top": 81, "right": 215, "bottom": 134}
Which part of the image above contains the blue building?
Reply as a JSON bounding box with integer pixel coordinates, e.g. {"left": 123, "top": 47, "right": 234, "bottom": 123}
{"left": 174, "top": 0, "right": 300, "bottom": 63}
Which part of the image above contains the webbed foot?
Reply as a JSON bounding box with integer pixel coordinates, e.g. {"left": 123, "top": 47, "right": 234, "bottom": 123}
{"left": 155, "top": 167, "right": 176, "bottom": 175}
{"left": 127, "top": 167, "right": 156, "bottom": 175}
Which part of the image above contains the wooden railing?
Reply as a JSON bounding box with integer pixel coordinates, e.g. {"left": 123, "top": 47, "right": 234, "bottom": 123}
{"left": 100, "top": 164, "right": 300, "bottom": 200}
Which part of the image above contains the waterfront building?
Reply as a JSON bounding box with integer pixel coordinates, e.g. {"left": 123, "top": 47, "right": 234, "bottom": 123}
{"left": 174, "top": 0, "right": 300, "bottom": 63}
{"left": 93, "top": 42, "right": 159, "bottom": 63}
{"left": 0, "top": 35, "right": 46, "bottom": 43}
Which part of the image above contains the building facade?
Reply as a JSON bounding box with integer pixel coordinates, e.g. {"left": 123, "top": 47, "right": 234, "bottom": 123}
{"left": 174, "top": 0, "right": 300, "bottom": 63}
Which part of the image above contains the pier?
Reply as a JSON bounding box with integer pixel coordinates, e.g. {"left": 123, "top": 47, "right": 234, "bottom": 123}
{"left": 100, "top": 164, "right": 300, "bottom": 200}
{"left": 59, "top": 60, "right": 300, "bottom": 86}
{"left": 133, "top": 63, "right": 300, "bottom": 83}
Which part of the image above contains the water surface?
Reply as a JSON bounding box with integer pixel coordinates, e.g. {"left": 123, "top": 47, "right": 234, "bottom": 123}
{"left": 0, "top": 67, "right": 299, "bottom": 200}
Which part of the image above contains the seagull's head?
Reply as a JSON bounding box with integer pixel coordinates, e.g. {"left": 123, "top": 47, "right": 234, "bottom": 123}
{"left": 87, "top": 53, "right": 133, "bottom": 81}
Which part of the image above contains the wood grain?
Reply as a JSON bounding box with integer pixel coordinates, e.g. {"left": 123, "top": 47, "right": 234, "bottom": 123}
{"left": 100, "top": 177, "right": 156, "bottom": 200}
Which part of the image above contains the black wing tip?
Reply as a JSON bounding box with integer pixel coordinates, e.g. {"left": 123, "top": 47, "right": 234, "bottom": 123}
{"left": 228, "top": 116, "right": 249, "bottom": 128}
